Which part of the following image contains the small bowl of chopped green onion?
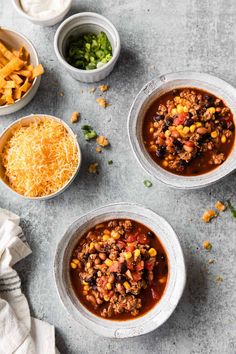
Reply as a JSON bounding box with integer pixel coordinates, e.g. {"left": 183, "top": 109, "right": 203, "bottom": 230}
{"left": 54, "top": 12, "right": 121, "bottom": 83}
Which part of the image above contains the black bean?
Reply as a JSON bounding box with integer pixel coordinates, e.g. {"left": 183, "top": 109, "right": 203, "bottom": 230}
{"left": 120, "top": 262, "right": 127, "bottom": 274}
{"left": 165, "top": 117, "right": 173, "bottom": 126}
{"left": 162, "top": 124, "right": 168, "bottom": 132}
{"left": 188, "top": 112, "right": 193, "bottom": 118}
{"left": 147, "top": 231, "right": 154, "bottom": 238}
{"left": 118, "top": 275, "right": 126, "bottom": 283}
{"left": 156, "top": 146, "right": 166, "bottom": 159}
{"left": 198, "top": 133, "right": 211, "bottom": 144}
{"left": 153, "top": 114, "right": 164, "bottom": 122}
{"left": 157, "top": 253, "right": 166, "bottom": 261}
{"left": 220, "top": 120, "right": 227, "bottom": 129}
{"left": 184, "top": 118, "right": 194, "bottom": 127}
{"left": 173, "top": 139, "right": 183, "bottom": 152}
{"left": 179, "top": 159, "right": 188, "bottom": 167}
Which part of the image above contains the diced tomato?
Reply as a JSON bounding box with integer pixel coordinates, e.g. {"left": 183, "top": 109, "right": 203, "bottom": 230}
{"left": 126, "top": 234, "right": 137, "bottom": 243}
{"left": 117, "top": 240, "right": 126, "bottom": 249}
{"left": 131, "top": 272, "right": 142, "bottom": 282}
{"left": 136, "top": 260, "right": 144, "bottom": 271}
{"left": 126, "top": 243, "right": 136, "bottom": 252}
{"left": 109, "top": 261, "right": 120, "bottom": 272}
{"left": 174, "top": 112, "right": 188, "bottom": 126}
{"left": 126, "top": 260, "right": 134, "bottom": 270}
{"left": 145, "top": 259, "right": 155, "bottom": 271}
{"left": 137, "top": 234, "right": 149, "bottom": 244}
{"left": 151, "top": 287, "right": 159, "bottom": 300}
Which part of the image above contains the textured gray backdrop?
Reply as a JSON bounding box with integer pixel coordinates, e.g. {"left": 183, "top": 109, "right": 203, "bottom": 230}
{"left": 0, "top": 1, "right": 235, "bottom": 353}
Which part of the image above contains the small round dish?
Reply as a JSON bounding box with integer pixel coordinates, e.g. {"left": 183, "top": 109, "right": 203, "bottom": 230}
{"left": 128, "top": 72, "right": 236, "bottom": 189}
{"left": 54, "top": 12, "right": 121, "bottom": 83}
{"left": 54, "top": 202, "right": 186, "bottom": 338}
{"left": 12, "top": 0, "right": 72, "bottom": 27}
{"left": 0, "top": 27, "right": 41, "bottom": 116}
{"left": 0, "top": 114, "right": 81, "bottom": 200}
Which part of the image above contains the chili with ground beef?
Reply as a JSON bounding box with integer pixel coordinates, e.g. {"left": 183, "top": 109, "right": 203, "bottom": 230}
{"left": 70, "top": 219, "right": 168, "bottom": 320}
{"left": 143, "top": 88, "right": 235, "bottom": 175}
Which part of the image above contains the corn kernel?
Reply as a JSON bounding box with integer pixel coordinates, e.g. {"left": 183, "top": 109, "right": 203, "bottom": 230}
{"left": 72, "top": 259, "right": 79, "bottom": 264}
{"left": 70, "top": 262, "right": 77, "bottom": 269}
{"left": 174, "top": 96, "right": 180, "bottom": 103}
{"left": 124, "top": 251, "right": 132, "bottom": 259}
{"left": 105, "top": 259, "right": 113, "bottom": 267}
{"left": 82, "top": 281, "right": 89, "bottom": 285}
{"left": 103, "top": 229, "right": 111, "bottom": 235}
{"left": 190, "top": 124, "right": 196, "bottom": 133}
{"left": 86, "top": 262, "right": 91, "bottom": 268}
{"left": 176, "top": 124, "right": 183, "bottom": 131}
{"left": 111, "top": 230, "right": 120, "bottom": 240}
{"left": 103, "top": 234, "right": 110, "bottom": 241}
{"left": 208, "top": 107, "right": 216, "bottom": 114}
{"left": 106, "top": 283, "right": 112, "bottom": 290}
{"left": 165, "top": 130, "right": 171, "bottom": 137}
{"left": 134, "top": 249, "right": 140, "bottom": 259}
{"left": 149, "top": 127, "right": 154, "bottom": 133}
{"left": 83, "top": 291, "right": 88, "bottom": 295}
{"left": 89, "top": 242, "right": 95, "bottom": 250}
{"left": 221, "top": 135, "right": 226, "bottom": 143}
{"left": 104, "top": 295, "right": 110, "bottom": 301}
{"left": 84, "top": 285, "right": 90, "bottom": 291}
{"left": 182, "top": 126, "right": 190, "bottom": 134}
{"left": 123, "top": 281, "right": 131, "bottom": 290}
{"left": 183, "top": 106, "right": 188, "bottom": 112}
{"left": 162, "top": 161, "right": 168, "bottom": 167}
{"left": 211, "top": 131, "right": 218, "bottom": 138}
{"left": 171, "top": 108, "right": 177, "bottom": 115}
{"left": 149, "top": 248, "right": 157, "bottom": 257}
{"left": 177, "top": 104, "right": 184, "bottom": 114}
{"left": 196, "top": 122, "right": 202, "bottom": 127}
{"left": 149, "top": 145, "right": 157, "bottom": 152}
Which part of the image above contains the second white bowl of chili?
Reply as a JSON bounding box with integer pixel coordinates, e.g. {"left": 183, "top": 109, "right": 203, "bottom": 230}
{"left": 128, "top": 72, "right": 236, "bottom": 189}
{"left": 54, "top": 202, "right": 186, "bottom": 338}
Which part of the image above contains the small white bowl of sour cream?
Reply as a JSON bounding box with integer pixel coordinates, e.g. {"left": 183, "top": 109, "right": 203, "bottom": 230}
{"left": 12, "top": 0, "right": 72, "bottom": 27}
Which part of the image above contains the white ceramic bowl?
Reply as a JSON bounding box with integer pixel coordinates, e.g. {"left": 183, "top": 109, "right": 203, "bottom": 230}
{"left": 0, "top": 27, "right": 41, "bottom": 116}
{"left": 54, "top": 202, "right": 186, "bottom": 338}
{"left": 12, "top": 0, "right": 72, "bottom": 26}
{"left": 0, "top": 114, "right": 81, "bottom": 200}
{"left": 54, "top": 12, "right": 121, "bottom": 83}
{"left": 128, "top": 72, "right": 236, "bottom": 189}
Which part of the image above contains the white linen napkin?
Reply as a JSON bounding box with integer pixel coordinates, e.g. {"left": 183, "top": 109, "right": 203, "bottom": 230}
{"left": 0, "top": 208, "right": 58, "bottom": 354}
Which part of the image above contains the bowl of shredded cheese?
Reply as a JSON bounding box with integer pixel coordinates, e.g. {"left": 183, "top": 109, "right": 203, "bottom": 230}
{"left": 0, "top": 114, "right": 81, "bottom": 199}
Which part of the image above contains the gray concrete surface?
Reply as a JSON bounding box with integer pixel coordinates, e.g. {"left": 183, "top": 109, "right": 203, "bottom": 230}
{"left": 0, "top": 1, "right": 236, "bottom": 353}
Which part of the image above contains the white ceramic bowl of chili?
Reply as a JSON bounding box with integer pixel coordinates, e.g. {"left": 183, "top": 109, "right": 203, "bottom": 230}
{"left": 54, "top": 202, "right": 186, "bottom": 338}
{"left": 128, "top": 71, "right": 236, "bottom": 189}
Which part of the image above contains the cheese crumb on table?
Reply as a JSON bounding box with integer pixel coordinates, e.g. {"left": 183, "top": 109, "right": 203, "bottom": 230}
{"left": 96, "top": 135, "right": 109, "bottom": 147}
{"left": 215, "top": 200, "right": 226, "bottom": 211}
{"left": 96, "top": 97, "right": 108, "bottom": 108}
{"left": 202, "top": 210, "right": 218, "bottom": 222}
{"left": 203, "top": 241, "right": 212, "bottom": 250}
{"left": 99, "top": 85, "right": 109, "bottom": 92}
{"left": 70, "top": 111, "right": 80, "bottom": 123}
{"left": 88, "top": 163, "right": 98, "bottom": 173}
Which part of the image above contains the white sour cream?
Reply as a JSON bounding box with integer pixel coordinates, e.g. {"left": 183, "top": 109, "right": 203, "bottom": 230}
{"left": 20, "top": 0, "right": 69, "bottom": 19}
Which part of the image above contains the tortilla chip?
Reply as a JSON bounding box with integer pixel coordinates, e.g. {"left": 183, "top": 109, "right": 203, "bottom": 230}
{"left": 0, "top": 58, "right": 24, "bottom": 78}
{"left": 32, "top": 64, "right": 44, "bottom": 78}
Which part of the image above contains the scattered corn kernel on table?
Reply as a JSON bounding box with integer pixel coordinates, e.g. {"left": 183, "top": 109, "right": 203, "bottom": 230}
{"left": 1, "top": 1, "right": 236, "bottom": 353}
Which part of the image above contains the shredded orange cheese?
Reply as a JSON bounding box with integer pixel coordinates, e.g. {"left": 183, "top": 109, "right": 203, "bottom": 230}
{"left": 2, "top": 117, "right": 78, "bottom": 197}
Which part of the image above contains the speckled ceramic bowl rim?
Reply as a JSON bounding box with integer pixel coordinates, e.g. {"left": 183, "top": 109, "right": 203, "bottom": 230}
{"left": 54, "top": 12, "right": 121, "bottom": 76}
{"left": 0, "top": 114, "right": 81, "bottom": 200}
{"left": 54, "top": 202, "right": 186, "bottom": 338}
{"left": 128, "top": 71, "right": 236, "bottom": 189}
{"left": 0, "top": 27, "right": 40, "bottom": 111}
